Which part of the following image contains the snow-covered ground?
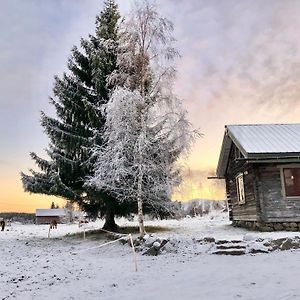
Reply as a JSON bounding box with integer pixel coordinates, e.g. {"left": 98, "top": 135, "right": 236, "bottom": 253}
{"left": 1, "top": 212, "right": 300, "bottom": 300}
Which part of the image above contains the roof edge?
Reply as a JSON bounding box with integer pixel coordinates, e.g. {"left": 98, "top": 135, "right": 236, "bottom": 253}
{"left": 216, "top": 128, "right": 232, "bottom": 178}
{"left": 226, "top": 126, "right": 248, "bottom": 158}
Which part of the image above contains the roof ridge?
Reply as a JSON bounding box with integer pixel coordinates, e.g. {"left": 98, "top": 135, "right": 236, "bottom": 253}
{"left": 226, "top": 123, "right": 300, "bottom": 127}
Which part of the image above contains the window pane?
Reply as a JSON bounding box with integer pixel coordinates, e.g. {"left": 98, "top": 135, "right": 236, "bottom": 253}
{"left": 236, "top": 174, "right": 245, "bottom": 204}
{"left": 283, "top": 168, "right": 300, "bottom": 197}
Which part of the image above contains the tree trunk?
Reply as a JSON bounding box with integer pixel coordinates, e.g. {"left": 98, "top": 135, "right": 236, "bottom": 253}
{"left": 137, "top": 195, "right": 145, "bottom": 237}
{"left": 137, "top": 41, "right": 146, "bottom": 238}
{"left": 137, "top": 113, "right": 146, "bottom": 237}
{"left": 102, "top": 206, "right": 119, "bottom": 232}
{"left": 137, "top": 161, "right": 146, "bottom": 237}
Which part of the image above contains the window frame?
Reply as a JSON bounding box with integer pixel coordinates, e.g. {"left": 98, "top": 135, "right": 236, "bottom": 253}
{"left": 236, "top": 173, "right": 246, "bottom": 205}
{"left": 279, "top": 164, "right": 300, "bottom": 200}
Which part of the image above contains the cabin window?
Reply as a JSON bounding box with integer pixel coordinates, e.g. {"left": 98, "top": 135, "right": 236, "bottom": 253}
{"left": 283, "top": 168, "right": 300, "bottom": 198}
{"left": 236, "top": 173, "right": 246, "bottom": 204}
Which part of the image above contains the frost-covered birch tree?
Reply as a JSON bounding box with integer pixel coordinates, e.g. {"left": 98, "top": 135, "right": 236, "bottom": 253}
{"left": 86, "top": 0, "right": 198, "bottom": 236}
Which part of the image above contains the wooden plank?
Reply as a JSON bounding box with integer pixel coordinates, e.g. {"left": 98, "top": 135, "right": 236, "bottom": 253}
{"left": 258, "top": 163, "right": 300, "bottom": 222}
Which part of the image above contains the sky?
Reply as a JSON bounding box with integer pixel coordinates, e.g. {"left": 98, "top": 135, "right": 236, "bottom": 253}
{"left": 1, "top": 0, "right": 300, "bottom": 212}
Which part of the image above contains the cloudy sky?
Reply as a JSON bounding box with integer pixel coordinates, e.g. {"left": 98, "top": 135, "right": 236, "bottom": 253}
{"left": 1, "top": 0, "right": 300, "bottom": 212}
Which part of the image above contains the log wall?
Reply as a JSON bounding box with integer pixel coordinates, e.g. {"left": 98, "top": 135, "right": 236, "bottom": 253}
{"left": 226, "top": 145, "right": 259, "bottom": 221}
{"left": 257, "top": 164, "right": 300, "bottom": 222}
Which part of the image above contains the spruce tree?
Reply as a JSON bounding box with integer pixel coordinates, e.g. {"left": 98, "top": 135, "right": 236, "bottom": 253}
{"left": 21, "top": 0, "right": 124, "bottom": 230}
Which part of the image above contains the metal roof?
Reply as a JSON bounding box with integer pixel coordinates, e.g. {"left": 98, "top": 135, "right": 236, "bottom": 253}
{"left": 217, "top": 124, "right": 300, "bottom": 178}
{"left": 227, "top": 124, "right": 300, "bottom": 154}
{"left": 35, "top": 209, "right": 66, "bottom": 217}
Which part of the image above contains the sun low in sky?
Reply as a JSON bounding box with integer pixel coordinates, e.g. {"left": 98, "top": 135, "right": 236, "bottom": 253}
{"left": 1, "top": 0, "right": 300, "bottom": 212}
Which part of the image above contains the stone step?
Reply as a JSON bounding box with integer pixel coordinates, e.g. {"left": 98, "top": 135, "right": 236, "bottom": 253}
{"left": 216, "top": 244, "right": 246, "bottom": 250}
{"left": 215, "top": 240, "right": 243, "bottom": 245}
{"left": 212, "top": 249, "right": 246, "bottom": 256}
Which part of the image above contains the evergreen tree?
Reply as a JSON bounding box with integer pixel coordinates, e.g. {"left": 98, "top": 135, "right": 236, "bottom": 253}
{"left": 21, "top": 0, "right": 124, "bottom": 231}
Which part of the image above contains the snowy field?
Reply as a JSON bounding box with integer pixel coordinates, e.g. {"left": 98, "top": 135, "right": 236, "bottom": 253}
{"left": 1, "top": 213, "right": 300, "bottom": 300}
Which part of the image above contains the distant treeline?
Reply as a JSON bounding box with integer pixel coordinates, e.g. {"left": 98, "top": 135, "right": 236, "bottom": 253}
{"left": 0, "top": 212, "right": 35, "bottom": 222}
{"left": 180, "top": 199, "right": 227, "bottom": 217}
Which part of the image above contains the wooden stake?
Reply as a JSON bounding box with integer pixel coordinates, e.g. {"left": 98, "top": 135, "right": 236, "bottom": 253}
{"left": 129, "top": 234, "right": 138, "bottom": 272}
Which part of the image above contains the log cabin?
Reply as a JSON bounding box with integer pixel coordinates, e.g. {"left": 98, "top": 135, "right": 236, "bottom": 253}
{"left": 216, "top": 124, "right": 300, "bottom": 231}
{"left": 35, "top": 209, "right": 66, "bottom": 225}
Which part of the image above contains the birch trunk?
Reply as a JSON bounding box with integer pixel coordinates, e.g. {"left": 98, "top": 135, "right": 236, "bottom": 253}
{"left": 137, "top": 25, "right": 147, "bottom": 237}
{"left": 137, "top": 183, "right": 145, "bottom": 236}
{"left": 137, "top": 110, "right": 146, "bottom": 237}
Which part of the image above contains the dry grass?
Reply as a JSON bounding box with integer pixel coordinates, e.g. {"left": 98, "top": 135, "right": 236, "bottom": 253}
{"left": 65, "top": 225, "right": 171, "bottom": 240}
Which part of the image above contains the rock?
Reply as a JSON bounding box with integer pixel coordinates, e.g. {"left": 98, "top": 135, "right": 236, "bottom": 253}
{"left": 144, "top": 246, "right": 158, "bottom": 256}
{"left": 282, "top": 223, "right": 291, "bottom": 230}
{"left": 273, "top": 224, "right": 284, "bottom": 231}
{"left": 286, "top": 227, "right": 298, "bottom": 232}
{"left": 153, "top": 241, "right": 161, "bottom": 250}
{"left": 145, "top": 237, "right": 156, "bottom": 247}
{"left": 256, "top": 238, "right": 264, "bottom": 242}
{"left": 260, "top": 226, "right": 273, "bottom": 232}
{"left": 280, "top": 238, "right": 300, "bottom": 250}
{"left": 203, "top": 237, "right": 215, "bottom": 243}
{"left": 111, "top": 283, "right": 118, "bottom": 288}
{"left": 249, "top": 248, "right": 269, "bottom": 254}
{"left": 133, "top": 238, "right": 142, "bottom": 247}
{"left": 269, "top": 238, "right": 286, "bottom": 250}
{"left": 268, "top": 237, "right": 300, "bottom": 251}
{"left": 143, "top": 234, "right": 150, "bottom": 240}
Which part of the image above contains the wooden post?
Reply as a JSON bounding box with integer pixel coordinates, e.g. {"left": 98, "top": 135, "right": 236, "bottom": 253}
{"left": 48, "top": 225, "right": 51, "bottom": 238}
{"left": 129, "top": 234, "right": 138, "bottom": 272}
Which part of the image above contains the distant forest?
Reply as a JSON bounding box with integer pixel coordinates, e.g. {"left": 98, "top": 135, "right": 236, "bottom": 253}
{"left": 0, "top": 212, "right": 35, "bottom": 222}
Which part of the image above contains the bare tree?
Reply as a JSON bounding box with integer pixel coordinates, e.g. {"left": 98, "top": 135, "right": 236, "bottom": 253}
{"left": 87, "top": 0, "right": 198, "bottom": 236}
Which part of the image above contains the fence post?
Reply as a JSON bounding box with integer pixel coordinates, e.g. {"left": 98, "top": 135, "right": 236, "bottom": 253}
{"left": 129, "top": 234, "right": 138, "bottom": 272}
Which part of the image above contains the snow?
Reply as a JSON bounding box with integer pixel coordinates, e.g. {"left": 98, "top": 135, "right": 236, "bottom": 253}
{"left": 227, "top": 124, "right": 300, "bottom": 154}
{"left": 0, "top": 221, "right": 103, "bottom": 240}
{"left": 1, "top": 213, "right": 300, "bottom": 299}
